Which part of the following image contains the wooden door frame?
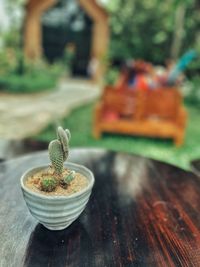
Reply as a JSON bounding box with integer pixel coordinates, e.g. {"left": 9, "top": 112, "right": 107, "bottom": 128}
{"left": 24, "top": 0, "right": 109, "bottom": 80}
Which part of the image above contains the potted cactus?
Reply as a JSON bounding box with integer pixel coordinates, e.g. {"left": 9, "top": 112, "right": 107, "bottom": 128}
{"left": 20, "top": 126, "right": 94, "bottom": 230}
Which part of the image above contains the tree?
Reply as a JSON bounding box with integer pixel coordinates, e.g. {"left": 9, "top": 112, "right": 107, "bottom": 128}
{"left": 106, "top": 0, "right": 198, "bottom": 64}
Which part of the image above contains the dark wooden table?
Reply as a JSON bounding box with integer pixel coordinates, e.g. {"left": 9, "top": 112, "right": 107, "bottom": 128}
{"left": 0, "top": 148, "right": 200, "bottom": 267}
{"left": 191, "top": 159, "right": 200, "bottom": 177}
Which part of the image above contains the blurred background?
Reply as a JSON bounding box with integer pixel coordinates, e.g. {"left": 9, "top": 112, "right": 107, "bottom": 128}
{"left": 0, "top": 0, "right": 199, "bottom": 170}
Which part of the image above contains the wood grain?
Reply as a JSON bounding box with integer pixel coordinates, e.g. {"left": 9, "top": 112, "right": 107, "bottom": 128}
{"left": 0, "top": 149, "right": 199, "bottom": 267}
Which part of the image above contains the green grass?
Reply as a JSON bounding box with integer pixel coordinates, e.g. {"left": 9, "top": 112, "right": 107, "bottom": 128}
{"left": 34, "top": 103, "right": 200, "bottom": 170}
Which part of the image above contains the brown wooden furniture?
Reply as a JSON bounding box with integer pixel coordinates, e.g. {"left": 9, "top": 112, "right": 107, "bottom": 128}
{"left": 0, "top": 149, "right": 200, "bottom": 266}
{"left": 93, "top": 86, "right": 187, "bottom": 146}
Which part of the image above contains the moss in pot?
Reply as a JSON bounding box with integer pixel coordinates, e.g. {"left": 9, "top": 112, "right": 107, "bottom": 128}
{"left": 21, "top": 126, "right": 95, "bottom": 230}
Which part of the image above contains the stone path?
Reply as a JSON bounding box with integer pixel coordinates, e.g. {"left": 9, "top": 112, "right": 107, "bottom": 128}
{"left": 0, "top": 79, "right": 100, "bottom": 139}
{"left": 0, "top": 79, "right": 101, "bottom": 159}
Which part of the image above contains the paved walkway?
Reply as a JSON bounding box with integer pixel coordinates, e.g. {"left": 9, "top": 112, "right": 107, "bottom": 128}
{"left": 0, "top": 79, "right": 100, "bottom": 139}
{"left": 0, "top": 79, "right": 101, "bottom": 159}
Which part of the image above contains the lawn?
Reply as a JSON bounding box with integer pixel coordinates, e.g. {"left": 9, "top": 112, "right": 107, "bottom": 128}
{"left": 35, "top": 102, "right": 200, "bottom": 170}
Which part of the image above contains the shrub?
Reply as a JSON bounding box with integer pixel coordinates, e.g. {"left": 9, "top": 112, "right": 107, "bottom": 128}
{"left": 0, "top": 72, "right": 58, "bottom": 93}
{"left": 0, "top": 52, "right": 63, "bottom": 93}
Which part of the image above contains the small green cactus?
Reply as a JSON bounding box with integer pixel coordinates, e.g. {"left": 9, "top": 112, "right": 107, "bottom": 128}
{"left": 39, "top": 126, "right": 74, "bottom": 192}
{"left": 60, "top": 171, "right": 75, "bottom": 189}
{"left": 48, "top": 139, "right": 64, "bottom": 176}
{"left": 57, "top": 126, "right": 70, "bottom": 161}
{"left": 40, "top": 177, "right": 57, "bottom": 192}
{"left": 48, "top": 127, "right": 70, "bottom": 176}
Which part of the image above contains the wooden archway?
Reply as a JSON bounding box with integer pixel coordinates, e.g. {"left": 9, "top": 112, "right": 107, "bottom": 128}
{"left": 24, "top": 0, "right": 57, "bottom": 59}
{"left": 24, "top": 0, "right": 109, "bottom": 80}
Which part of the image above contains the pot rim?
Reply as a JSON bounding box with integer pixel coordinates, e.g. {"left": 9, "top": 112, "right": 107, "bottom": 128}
{"left": 20, "top": 162, "right": 95, "bottom": 200}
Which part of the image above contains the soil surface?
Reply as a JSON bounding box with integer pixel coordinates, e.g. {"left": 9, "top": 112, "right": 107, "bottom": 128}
{"left": 25, "top": 167, "right": 88, "bottom": 196}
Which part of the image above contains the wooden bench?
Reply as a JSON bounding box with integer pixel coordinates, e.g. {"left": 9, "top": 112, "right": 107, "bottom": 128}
{"left": 93, "top": 86, "right": 187, "bottom": 146}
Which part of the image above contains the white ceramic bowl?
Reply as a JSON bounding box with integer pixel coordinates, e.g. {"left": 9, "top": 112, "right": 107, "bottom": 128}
{"left": 20, "top": 162, "right": 95, "bottom": 230}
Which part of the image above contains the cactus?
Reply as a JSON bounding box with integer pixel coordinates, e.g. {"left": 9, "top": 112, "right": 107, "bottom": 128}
{"left": 39, "top": 126, "right": 73, "bottom": 192}
{"left": 40, "top": 177, "right": 57, "bottom": 192}
{"left": 48, "top": 127, "right": 70, "bottom": 176}
{"left": 57, "top": 126, "right": 70, "bottom": 161}
{"left": 48, "top": 139, "right": 64, "bottom": 176}
{"left": 60, "top": 171, "right": 75, "bottom": 189}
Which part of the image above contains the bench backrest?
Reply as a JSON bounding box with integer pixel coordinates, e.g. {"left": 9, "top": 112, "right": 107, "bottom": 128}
{"left": 141, "top": 88, "right": 181, "bottom": 119}
{"left": 101, "top": 86, "right": 182, "bottom": 120}
{"left": 102, "top": 86, "right": 140, "bottom": 118}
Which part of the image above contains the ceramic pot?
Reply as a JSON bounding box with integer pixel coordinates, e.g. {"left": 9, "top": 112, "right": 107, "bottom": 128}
{"left": 20, "top": 162, "right": 94, "bottom": 230}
